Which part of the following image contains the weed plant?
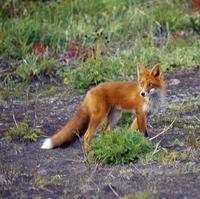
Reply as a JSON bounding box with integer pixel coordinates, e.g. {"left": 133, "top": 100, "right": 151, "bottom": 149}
{"left": 7, "top": 122, "right": 41, "bottom": 142}
{"left": 88, "top": 127, "right": 154, "bottom": 164}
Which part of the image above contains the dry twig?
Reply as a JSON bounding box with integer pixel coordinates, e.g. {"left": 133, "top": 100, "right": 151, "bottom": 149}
{"left": 76, "top": 131, "right": 88, "bottom": 165}
{"left": 12, "top": 113, "right": 18, "bottom": 127}
{"left": 150, "top": 117, "right": 176, "bottom": 141}
{"left": 194, "top": 115, "right": 200, "bottom": 122}
{"left": 108, "top": 184, "right": 120, "bottom": 198}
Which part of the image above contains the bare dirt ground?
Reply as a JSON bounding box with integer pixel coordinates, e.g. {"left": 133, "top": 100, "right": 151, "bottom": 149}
{"left": 0, "top": 67, "right": 200, "bottom": 199}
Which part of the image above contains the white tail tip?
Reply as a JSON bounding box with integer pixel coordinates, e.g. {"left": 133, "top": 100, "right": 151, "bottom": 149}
{"left": 41, "top": 138, "right": 53, "bottom": 149}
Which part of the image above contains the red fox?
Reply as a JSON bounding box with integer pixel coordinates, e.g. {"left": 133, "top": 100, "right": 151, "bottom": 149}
{"left": 41, "top": 64, "right": 166, "bottom": 153}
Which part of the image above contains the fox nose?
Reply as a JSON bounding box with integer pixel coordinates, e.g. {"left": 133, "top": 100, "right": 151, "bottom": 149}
{"left": 140, "top": 92, "right": 146, "bottom": 97}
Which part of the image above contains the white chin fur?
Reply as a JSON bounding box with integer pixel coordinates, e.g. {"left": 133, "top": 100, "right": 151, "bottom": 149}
{"left": 41, "top": 138, "right": 53, "bottom": 149}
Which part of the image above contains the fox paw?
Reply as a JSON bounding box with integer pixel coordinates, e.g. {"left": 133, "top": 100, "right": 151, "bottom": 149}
{"left": 144, "top": 131, "right": 148, "bottom": 137}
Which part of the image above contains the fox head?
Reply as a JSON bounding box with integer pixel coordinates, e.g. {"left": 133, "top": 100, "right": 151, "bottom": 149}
{"left": 137, "top": 63, "right": 165, "bottom": 97}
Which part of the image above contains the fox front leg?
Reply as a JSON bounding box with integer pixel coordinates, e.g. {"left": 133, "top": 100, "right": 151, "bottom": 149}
{"left": 131, "top": 112, "right": 148, "bottom": 137}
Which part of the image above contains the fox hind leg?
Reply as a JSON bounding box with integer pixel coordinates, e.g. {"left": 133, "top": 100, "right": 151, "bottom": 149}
{"left": 83, "top": 112, "right": 107, "bottom": 153}
{"left": 103, "top": 107, "right": 122, "bottom": 132}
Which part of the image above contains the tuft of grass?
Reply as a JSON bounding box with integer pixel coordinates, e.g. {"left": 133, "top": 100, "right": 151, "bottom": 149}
{"left": 172, "top": 138, "right": 185, "bottom": 147}
{"left": 7, "top": 122, "right": 42, "bottom": 142}
{"left": 0, "top": 89, "right": 9, "bottom": 101}
{"left": 122, "top": 190, "right": 155, "bottom": 199}
{"left": 88, "top": 127, "right": 154, "bottom": 164}
{"left": 168, "top": 103, "right": 179, "bottom": 111}
{"left": 0, "top": 164, "right": 18, "bottom": 185}
{"left": 32, "top": 175, "right": 61, "bottom": 187}
{"left": 186, "top": 124, "right": 199, "bottom": 149}
{"left": 164, "top": 151, "right": 188, "bottom": 163}
{"left": 16, "top": 56, "right": 57, "bottom": 81}
{"left": 32, "top": 175, "right": 48, "bottom": 187}
{"left": 33, "top": 196, "right": 42, "bottom": 199}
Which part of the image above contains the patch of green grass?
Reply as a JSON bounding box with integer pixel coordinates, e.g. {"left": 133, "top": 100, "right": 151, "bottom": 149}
{"left": 0, "top": 89, "right": 9, "bottom": 101}
{"left": 32, "top": 175, "right": 48, "bottom": 187}
{"left": 168, "top": 97, "right": 200, "bottom": 113}
{"left": 164, "top": 151, "right": 188, "bottom": 163}
{"left": 50, "top": 175, "right": 61, "bottom": 185}
{"left": 0, "top": 164, "right": 18, "bottom": 185}
{"left": 1, "top": 1, "right": 70, "bottom": 58}
{"left": 122, "top": 190, "right": 155, "bottom": 199}
{"left": 185, "top": 124, "right": 199, "bottom": 149}
{"left": 64, "top": 56, "right": 129, "bottom": 89}
{"left": 118, "top": 112, "right": 134, "bottom": 127}
{"left": 0, "top": 0, "right": 200, "bottom": 64}
{"left": 41, "top": 86, "right": 61, "bottom": 97}
{"left": 64, "top": 40, "right": 200, "bottom": 89}
{"left": 33, "top": 196, "right": 42, "bottom": 199}
{"left": 153, "top": 115, "right": 162, "bottom": 125}
{"left": 32, "top": 175, "right": 61, "bottom": 187}
{"left": 16, "top": 56, "right": 57, "bottom": 81}
{"left": 190, "top": 13, "right": 200, "bottom": 33}
{"left": 172, "top": 138, "right": 185, "bottom": 147}
{"left": 168, "top": 103, "right": 179, "bottom": 111}
{"left": 88, "top": 127, "right": 154, "bottom": 164}
{"left": 7, "top": 122, "right": 42, "bottom": 142}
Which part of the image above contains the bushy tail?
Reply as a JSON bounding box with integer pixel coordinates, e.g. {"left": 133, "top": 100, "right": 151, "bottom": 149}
{"left": 41, "top": 108, "right": 89, "bottom": 149}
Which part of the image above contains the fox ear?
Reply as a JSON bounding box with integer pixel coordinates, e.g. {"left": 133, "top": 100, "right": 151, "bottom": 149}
{"left": 137, "top": 63, "right": 146, "bottom": 79}
{"left": 151, "top": 64, "right": 161, "bottom": 77}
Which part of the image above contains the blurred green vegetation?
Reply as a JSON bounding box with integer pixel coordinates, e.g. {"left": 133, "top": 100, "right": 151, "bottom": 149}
{"left": 1, "top": 0, "right": 200, "bottom": 88}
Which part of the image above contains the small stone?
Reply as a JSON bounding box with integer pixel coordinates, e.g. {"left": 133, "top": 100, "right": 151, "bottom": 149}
{"left": 169, "top": 78, "right": 181, "bottom": 86}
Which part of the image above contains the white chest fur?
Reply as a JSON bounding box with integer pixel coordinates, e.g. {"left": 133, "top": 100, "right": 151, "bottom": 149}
{"left": 143, "top": 89, "right": 164, "bottom": 115}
